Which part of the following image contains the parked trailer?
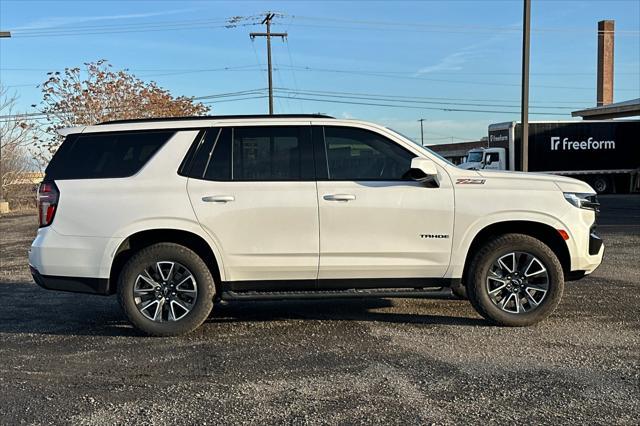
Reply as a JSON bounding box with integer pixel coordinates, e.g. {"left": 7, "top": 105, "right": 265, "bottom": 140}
{"left": 459, "top": 120, "right": 640, "bottom": 193}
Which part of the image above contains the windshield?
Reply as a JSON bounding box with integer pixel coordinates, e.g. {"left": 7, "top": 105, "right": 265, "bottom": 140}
{"left": 385, "top": 127, "right": 454, "bottom": 166}
{"left": 467, "top": 151, "right": 483, "bottom": 162}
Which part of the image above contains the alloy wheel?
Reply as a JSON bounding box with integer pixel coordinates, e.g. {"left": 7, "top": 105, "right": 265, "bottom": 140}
{"left": 133, "top": 261, "right": 198, "bottom": 322}
{"left": 486, "top": 251, "right": 549, "bottom": 314}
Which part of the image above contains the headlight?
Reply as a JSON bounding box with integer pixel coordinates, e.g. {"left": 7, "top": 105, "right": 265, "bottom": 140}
{"left": 563, "top": 192, "right": 600, "bottom": 211}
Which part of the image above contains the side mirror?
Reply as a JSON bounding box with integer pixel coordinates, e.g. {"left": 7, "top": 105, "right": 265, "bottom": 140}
{"left": 485, "top": 156, "right": 494, "bottom": 165}
{"left": 409, "top": 157, "right": 439, "bottom": 187}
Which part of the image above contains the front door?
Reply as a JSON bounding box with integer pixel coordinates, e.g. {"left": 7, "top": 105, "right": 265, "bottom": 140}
{"left": 187, "top": 125, "right": 319, "bottom": 283}
{"left": 314, "top": 125, "right": 454, "bottom": 282}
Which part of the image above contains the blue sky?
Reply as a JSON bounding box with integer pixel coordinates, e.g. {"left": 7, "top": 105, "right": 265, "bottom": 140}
{"left": 1, "top": 0, "right": 639, "bottom": 143}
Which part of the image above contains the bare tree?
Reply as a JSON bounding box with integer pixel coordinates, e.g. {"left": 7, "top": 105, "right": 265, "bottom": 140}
{"left": 1, "top": 85, "right": 37, "bottom": 207}
{"left": 36, "top": 60, "right": 210, "bottom": 153}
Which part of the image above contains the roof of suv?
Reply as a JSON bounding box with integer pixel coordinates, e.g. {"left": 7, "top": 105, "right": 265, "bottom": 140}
{"left": 58, "top": 114, "right": 344, "bottom": 135}
{"left": 99, "top": 114, "right": 335, "bottom": 125}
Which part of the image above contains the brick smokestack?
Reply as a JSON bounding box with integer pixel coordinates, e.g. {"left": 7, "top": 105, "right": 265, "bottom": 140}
{"left": 597, "top": 20, "right": 614, "bottom": 106}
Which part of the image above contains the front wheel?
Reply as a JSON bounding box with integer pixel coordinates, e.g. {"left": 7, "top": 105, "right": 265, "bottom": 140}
{"left": 117, "top": 243, "right": 215, "bottom": 336}
{"left": 466, "top": 234, "right": 564, "bottom": 327}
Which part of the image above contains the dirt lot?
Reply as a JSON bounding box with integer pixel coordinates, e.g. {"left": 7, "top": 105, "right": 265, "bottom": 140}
{"left": 0, "top": 196, "right": 638, "bottom": 425}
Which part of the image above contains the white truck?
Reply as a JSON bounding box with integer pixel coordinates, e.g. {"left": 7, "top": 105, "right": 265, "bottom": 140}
{"left": 459, "top": 120, "right": 640, "bottom": 193}
{"left": 30, "top": 115, "right": 604, "bottom": 336}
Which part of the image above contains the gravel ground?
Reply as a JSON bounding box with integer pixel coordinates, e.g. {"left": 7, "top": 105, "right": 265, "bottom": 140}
{"left": 0, "top": 196, "right": 638, "bottom": 425}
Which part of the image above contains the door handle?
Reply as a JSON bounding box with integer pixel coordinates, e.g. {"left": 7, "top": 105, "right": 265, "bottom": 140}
{"left": 202, "top": 195, "right": 235, "bottom": 203}
{"left": 323, "top": 193, "right": 356, "bottom": 202}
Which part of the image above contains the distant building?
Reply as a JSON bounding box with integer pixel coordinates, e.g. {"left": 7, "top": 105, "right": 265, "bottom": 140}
{"left": 572, "top": 98, "right": 640, "bottom": 120}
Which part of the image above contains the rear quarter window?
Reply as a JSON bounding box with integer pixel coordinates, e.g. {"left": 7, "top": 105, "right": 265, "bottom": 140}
{"left": 45, "top": 131, "right": 175, "bottom": 180}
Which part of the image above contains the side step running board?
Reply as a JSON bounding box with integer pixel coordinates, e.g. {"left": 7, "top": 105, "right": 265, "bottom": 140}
{"left": 220, "top": 287, "right": 452, "bottom": 301}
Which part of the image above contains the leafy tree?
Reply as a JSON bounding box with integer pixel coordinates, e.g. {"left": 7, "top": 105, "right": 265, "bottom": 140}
{"left": 37, "top": 59, "right": 210, "bottom": 152}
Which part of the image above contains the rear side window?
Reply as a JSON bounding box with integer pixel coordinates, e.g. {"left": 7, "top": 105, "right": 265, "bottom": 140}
{"left": 231, "top": 126, "right": 313, "bottom": 181}
{"left": 45, "top": 131, "right": 175, "bottom": 180}
{"left": 184, "top": 126, "right": 314, "bottom": 181}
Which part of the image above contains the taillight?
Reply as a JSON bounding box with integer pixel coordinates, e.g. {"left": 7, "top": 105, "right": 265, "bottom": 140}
{"left": 38, "top": 181, "right": 59, "bottom": 227}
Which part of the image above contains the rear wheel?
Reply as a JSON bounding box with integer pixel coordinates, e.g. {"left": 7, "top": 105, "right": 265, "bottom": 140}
{"left": 592, "top": 176, "right": 609, "bottom": 194}
{"left": 117, "top": 243, "right": 215, "bottom": 336}
{"left": 466, "top": 234, "right": 564, "bottom": 326}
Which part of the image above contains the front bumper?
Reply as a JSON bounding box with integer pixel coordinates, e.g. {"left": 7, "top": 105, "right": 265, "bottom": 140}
{"left": 30, "top": 265, "right": 111, "bottom": 295}
{"left": 589, "top": 230, "right": 603, "bottom": 256}
{"left": 567, "top": 229, "right": 604, "bottom": 281}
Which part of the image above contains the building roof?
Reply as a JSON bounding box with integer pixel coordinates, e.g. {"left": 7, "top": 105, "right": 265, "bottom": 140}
{"left": 572, "top": 98, "right": 640, "bottom": 120}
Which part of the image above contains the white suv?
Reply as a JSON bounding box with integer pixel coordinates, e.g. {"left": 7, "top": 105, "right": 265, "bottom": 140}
{"left": 29, "top": 115, "right": 604, "bottom": 336}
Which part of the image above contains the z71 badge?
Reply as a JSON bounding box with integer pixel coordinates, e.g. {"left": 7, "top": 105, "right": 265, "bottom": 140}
{"left": 456, "top": 178, "right": 486, "bottom": 185}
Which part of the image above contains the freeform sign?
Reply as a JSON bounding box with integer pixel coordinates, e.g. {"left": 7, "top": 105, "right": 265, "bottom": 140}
{"left": 550, "top": 136, "right": 615, "bottom": 151}
{"left": 489, "top": 134, "right": 508, "bottom": 143}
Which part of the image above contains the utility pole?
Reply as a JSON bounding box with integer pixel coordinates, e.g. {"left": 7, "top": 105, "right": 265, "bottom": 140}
{"left": 0, "top": 31, "right": 11, "bottom": 211}
{"left": 418, "top": 118, "right": 426, "bottom": 146}
{"left": 250, "top": 13, "right": 287, "bottom": 115}
{"left": 521, "top": 0, "right": 531, "bottom": 172}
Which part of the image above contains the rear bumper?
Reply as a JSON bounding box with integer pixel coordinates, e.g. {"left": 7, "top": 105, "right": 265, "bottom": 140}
{"left": 30, "top": 265, "right": 111, "bottom": 295}
{"left": 29, "top": 226, "right": 121, "bottom": 278}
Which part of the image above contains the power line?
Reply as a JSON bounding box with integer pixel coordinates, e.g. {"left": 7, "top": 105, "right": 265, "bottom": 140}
{"left": 0, "top": 65, "right": 266, "bottom": 72}
{"left": 9, "top": 25, "right": 232, "bottom": 38}
{"left": 11, "top": 17, "right": 231, "bottom": 34}
{"left": 276, "top": 65, "right": 640, "bottom": 92}
{"left": 287, "top": 15, "right": 640, "bottom": 35}
{"left": 4, "top": 66, "right": 636, "bottom": 77}
{"left": 8, "top": 15, "right": 266, "bottom": 37}
{"left": 194, "top": 88, "right": 267, "bottom": 100}
{"left": 284, "top": 36, "right": 304, "bottom": 113}
{"left": 274, "top": 88, "right": 579, "bottom": 110}
{"left": 6, "top": 63, "right": 635, "bottom": 94}
{"left": 3, "top": 67, "right": 267, "bottom": 89}
{"left": 201, "top": 95, "right": 268, "bottom": 105}
{"left": 9, "top": 13, "right": 638, "bottom": 37}
{"left": 0, "top": 85, "right": 589, "bottom": 123}
{"left": 0, "top": 89, "right": 271, "bottom": 122}
{"left": 271, "top": 53, "right": 287, "bottom": 113}
{"left": 135, "top": 65, "right": 265, "bottom": 78}
{"left": 272, "top": 94, "right": 568, "bottom": 116}
{"left": 194, "top": 86, "right": 586, "bottom": 111}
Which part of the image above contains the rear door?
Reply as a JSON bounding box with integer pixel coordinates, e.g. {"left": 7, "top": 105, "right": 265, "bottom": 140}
{"left": 314, "top": 125, "right": 454, "bottom": 283}
{"left": 186, "top": 125, "right": 319, "bottom": 284}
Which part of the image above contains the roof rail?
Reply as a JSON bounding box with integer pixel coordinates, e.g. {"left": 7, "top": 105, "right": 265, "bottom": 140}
{"left": 99, "top": 114, "right": 335, "bottom": 125}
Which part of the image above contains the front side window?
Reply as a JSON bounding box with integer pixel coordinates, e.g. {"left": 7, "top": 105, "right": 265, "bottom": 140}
{"left": 322, "top": 126, "right": 413, "bottom": 180}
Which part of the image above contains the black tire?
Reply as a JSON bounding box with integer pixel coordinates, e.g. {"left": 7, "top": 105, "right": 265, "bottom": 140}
{"left": 592, "top": 176, "right": 609, "bottom": 194}
{"left": 117, "top": 243, "right": 215, "bottom": 336}
{"left": 466, "top": 234, "right": 564, "bottom": 327}
{"left": 450, "top": 281, "right": 467, "bottom": 299}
